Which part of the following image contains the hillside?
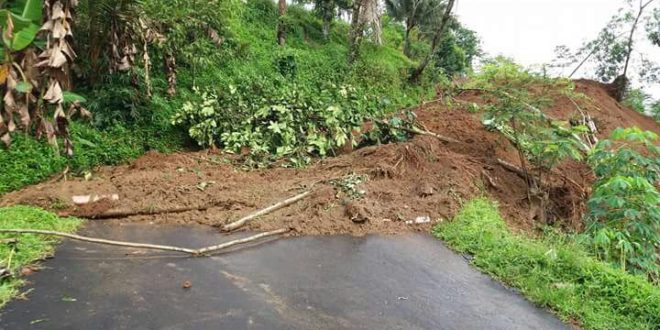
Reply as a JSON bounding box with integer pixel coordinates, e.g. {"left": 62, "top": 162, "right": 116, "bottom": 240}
{"left": 3, "top": 80, "right": 656, "bottom": 236}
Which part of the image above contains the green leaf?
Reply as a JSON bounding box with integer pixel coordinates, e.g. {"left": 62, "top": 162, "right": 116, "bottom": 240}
{"left": 15, "top": 81, "right": 32, "bottom": 93}
{"left": 62, "top": 92, "right": 87, "bottom": 104}
{"left": 21, "top": 0, "right": 42, "bottom": 24}
{"left": 0, "top": 9, "right": 40, "bottom": 51}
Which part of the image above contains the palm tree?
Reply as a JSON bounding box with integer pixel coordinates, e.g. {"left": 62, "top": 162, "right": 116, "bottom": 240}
{"left": 409, "top": 0, "right": 455, "bottom": 82}
{"left": 385, "top": 0, "right": 443, "bottom": 58}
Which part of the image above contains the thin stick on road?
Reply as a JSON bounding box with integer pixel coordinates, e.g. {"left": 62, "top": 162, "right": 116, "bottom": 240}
{"left": 0, "top": 228, "right": 290, "bottom": 256}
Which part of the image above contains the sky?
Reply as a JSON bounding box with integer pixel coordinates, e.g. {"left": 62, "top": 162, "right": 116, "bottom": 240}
{"left": 454, "top": 0, "right": 660, "bottom": 98}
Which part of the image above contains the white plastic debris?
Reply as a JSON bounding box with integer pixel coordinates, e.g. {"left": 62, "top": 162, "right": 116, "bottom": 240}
{"left": 72, "top": 194, "right": 119, "bottom": 205}
{"left": 406, "top": 215, "right": 431, "bottom": 225}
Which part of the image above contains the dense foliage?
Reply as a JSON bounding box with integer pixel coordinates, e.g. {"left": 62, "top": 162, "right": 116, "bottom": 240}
{"left": 586, "top": 127, "right": 660, "bottom": 280}
{"left": 166, "top": 0, "right": 436, "bottom": 165}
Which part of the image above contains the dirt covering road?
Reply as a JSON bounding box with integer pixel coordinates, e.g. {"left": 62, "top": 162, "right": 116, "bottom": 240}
{"left": 1, "top": 80, "right": 658, "bottom": 236}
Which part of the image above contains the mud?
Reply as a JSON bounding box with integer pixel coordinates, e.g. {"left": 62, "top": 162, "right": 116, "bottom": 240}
{"left": 2, "top": 81, "right": 658, "bottom": 236}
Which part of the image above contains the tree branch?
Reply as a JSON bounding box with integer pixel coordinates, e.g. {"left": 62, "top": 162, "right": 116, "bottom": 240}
{"left": 0, "top": 229, "right": 198, "bottom": 255}
{"left": 222, "top": 191, "right": 312, "bottom": 232}
{"left": 0, "top": 228, "right": 291, "bottom": 256}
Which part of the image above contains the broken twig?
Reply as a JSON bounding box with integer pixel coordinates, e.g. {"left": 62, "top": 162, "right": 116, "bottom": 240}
{"left": 0, "top": 229, "right": 290, "bottom": 256}
{"left": 222, "top": 191, "right": 312, "bottom": 232}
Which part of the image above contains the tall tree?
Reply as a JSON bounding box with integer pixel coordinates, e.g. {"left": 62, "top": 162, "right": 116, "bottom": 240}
{"left": 385, "top": 0, "right": 442, "bottom": 58}
{"left": 433, "top": 21, "right": 481, "bottom": 77}
{"left": 347, "top": 0, "right": 383, "bottom": 63}
{"left": 409, "top": 0, "right": 455, "bottom": 82}
{"left": 557, "top": 0, "right": 658, "bottom": 101}
{"left": 622, "top": 1, "right": 656, "bottom": 83}
{"left": 278, "top": 0, "right": 287, "bottom": 46}
{"left": 347, "top": 0, "right": 365, "bottom": 64}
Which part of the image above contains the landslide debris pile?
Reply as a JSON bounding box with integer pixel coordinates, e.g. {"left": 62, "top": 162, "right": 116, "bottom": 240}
{"left": 2, "top": 80, "right": 659, "bottom": 235}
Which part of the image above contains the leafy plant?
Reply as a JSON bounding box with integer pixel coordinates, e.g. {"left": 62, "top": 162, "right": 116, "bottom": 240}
{"left": 172, "top": 81, "right": 385, "bottom": 165}
{"left": 622, "top": 88, "right": 651, "bottom": 114}
{"left": 473, "top": 59, "right": 587, "bottom": 193}
{"left": 585, "top": 127, "right": 660, "bottom": 280}
{"left": 1, "top": 0, "right": 88, "bottom": 154}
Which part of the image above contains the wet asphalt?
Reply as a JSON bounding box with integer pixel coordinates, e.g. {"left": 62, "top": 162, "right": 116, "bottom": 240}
{"left": 0, "top": 223, "right": 567, "bottom": 329}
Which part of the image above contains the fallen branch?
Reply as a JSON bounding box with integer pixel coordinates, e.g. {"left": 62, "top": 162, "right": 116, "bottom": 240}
{"left": 497, "top": 159, "right": 585, "bottom": 194}
{"left": 377, "top": 120, "right": 461, "bottom": 144}
{"left": 222, "top": 191, "right": 312, "bottom": 232}
{"left": 196, "top": 228, "right": 290, "bottom": 254}
{"left": 0, "top": 228, "right": 290, "bottom": 256}
{"left": 0, "top": 229, "right": 198, "bottom": 255}
{"left": 496, "top": 158, "right": 528, "bottom": 180}
{"left": 481, "top": 170, "right": 499, "bottom": 189}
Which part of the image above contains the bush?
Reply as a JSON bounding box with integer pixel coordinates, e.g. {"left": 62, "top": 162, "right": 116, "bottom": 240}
{"left": 172, "top": 82, "right": 385, "bottom": 165}
{"left": 0, "top": 123, "right": 187, "bottom": 196}
{"left": 586, "top": 127, "right": 659, "bottom": 280}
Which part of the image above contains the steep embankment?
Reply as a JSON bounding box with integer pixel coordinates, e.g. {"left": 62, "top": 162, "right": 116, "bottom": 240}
{"left": 1, "top": 80, "right": 658, "bottom": 235}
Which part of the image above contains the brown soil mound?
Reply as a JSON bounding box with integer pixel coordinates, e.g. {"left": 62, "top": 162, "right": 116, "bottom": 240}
{"left": 2, "top": 80, "right": 658, "bottom": 236}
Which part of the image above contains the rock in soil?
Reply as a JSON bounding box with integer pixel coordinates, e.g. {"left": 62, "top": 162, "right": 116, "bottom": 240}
{"left": 344, "top": 202, "right": 371, "bottom": 223}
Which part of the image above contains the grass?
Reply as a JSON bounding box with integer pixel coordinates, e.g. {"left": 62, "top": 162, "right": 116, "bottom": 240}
{"left": 0, "top": 206, "right": 83, "bottom": 307}
{"left": 434, "top": 198, "right": 660, "bottom": 330}
{"left": 0, "top": 122, "right": 187, "bottom": 196}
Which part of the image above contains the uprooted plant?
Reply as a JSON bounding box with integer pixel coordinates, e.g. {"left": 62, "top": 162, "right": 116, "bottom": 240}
{"left": 171, "top": 80, "right": 394, "bottom": 166}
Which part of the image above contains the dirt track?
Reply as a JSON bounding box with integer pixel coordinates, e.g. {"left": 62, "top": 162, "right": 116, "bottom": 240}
{"left": 2, "top": 81, "right": 658, "bottom": 236}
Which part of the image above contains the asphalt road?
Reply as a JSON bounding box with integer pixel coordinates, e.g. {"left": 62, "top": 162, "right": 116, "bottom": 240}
{"left": 0, "top": 223, "right": 567, "bottom": 330}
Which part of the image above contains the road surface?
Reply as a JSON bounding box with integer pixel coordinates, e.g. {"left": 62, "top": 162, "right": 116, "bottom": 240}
{"left": 0, "top": 223, "right": 567, "bottom": 329}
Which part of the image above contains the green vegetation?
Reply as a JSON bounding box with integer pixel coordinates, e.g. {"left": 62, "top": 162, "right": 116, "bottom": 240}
{"left": 434, "top": 198, "right": 660, "bottom": 330}
{"left": 0, "top": 123, "right": 185, "bottom": 195}
{"left": 586, "top": 127, "right": 659, "bottom": 280}
{"left": 450, "top": 59, "right": 589, "bottom": 223}
{"left": 0, "top": 206, "right": 82, "bottom": 307}
{"left": 167, "top": 0, "right": 436, "bottom": 164}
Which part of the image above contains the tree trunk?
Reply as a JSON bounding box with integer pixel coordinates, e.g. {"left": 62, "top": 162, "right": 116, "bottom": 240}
{"left": 403, "top": 21, "right": 414, "bottom": 58}
{"left": 323, "top": 16, "right": 331, "bottom": 41}
{"left": 348, "top": 0, "right": 364, "bottom": 64}
{"left": 277, "top": 0, "right": 287, "bottom": 46}
{"left": 615, "top": 0, "right": 656, "bottom": 101}
{"left": 409, "top": 0, "right": 455, "bottom": 83}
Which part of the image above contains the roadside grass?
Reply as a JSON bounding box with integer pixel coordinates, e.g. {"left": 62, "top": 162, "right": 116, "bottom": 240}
{"left": 433, "top": 198, "right": 660, "bottom": 330}
{"left": 0, "top": 206, "right": 83, "bottom": 307}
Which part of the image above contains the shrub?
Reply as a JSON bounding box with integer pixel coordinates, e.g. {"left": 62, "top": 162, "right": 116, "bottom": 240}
{"left": 586, "top": 127, "right": 660, "bottom": 280}
{"left": 172, "top": 82, "right": 385, "bottom": 165}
